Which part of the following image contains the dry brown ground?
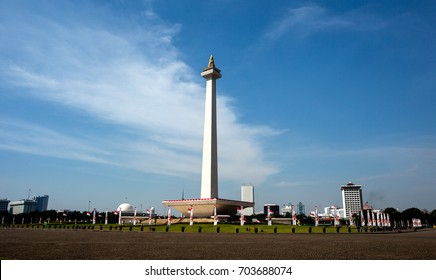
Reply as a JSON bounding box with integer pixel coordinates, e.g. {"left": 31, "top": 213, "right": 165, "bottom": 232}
{"left": 1, "top": 228, "right": 435, "bottom": 260}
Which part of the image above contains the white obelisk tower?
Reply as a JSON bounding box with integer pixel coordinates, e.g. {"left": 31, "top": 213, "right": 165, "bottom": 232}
{"left": 200, "top": 55, "right": 221, "bottom": 199}
{"left": 162, "top": 56, "right": 253, "bottom": 217}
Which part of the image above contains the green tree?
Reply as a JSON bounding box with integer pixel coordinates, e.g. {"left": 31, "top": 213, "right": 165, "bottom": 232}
{"left": 402, "top": 207, "right": 424, "bottom": 227}
{"left": 402, "top": 207, "right": 424, "bottom": 219}
{"left": 422, "top": 209, "right": 433, "bottom": 227}
{"left": 431, "top": 209, "right": 436, "bottom": 224}
{"left": 384, "top": 207, "right": 400, "bottom": 227}
{"left": 352, "top": 213, "right": 360, "bottom": 226}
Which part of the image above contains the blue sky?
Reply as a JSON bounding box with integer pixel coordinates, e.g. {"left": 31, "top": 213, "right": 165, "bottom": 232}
{"left": 1, "top": 0, "right": 435, "bottom": 214}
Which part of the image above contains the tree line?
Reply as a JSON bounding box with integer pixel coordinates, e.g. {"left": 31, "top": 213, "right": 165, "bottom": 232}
{"left": 1, "top": 207, "right": 435, "bottom": 227}
{"left": 1, "top": 210, "right": 120, "bottom": 224}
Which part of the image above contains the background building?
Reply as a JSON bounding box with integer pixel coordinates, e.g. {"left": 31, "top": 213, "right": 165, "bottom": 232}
{"left": 362, "top": 201, "right": 373, "bottom": 210}
{"left": 116, "top": 203, "right": 148, "bottom": 224}
{"left": 322, "top": 205, "right": 345, "bottom": 218}
{"left": 341, "top": 182, "right": 363, "bottom": 217}
{"left": 34, "top": 195, "right": 49, "bottom": 212}
{"left": 241, "top": 184, "right": 254, "bottom": 216}
{"left": 9, "top": 199, "right": 37, "bottom": 215}
{"left": 264, "top": 204, "right": 280, "bottom": 216}
{"left": 281, "top": 202, "right": 306, "bottom": 216}
{"left": 281, "top": 203, "right": 292, "bottom": 216}
{"left": 297, "top": 202, "right": 305, "bottom": 215}
{"left": 0, "top": 199, "right": 10, "bottom": 212}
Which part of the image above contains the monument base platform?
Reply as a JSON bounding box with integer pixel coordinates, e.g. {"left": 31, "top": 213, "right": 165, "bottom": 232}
{"left": 162, "top": 198, "right": 254, "bottom": 217}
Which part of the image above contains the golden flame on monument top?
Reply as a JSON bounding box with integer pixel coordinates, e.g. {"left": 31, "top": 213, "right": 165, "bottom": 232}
{"left": 203, "top": 55, "right": 221, "bottom": 73}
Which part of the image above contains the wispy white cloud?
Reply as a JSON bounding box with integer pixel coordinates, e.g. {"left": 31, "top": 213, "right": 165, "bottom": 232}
{"left": 0, "top": 3, "right": 280, "bottom": 184}
{"left": 0, "top": 120, "right": 111, "bottom": 164}
{"left": 272, "top": 142, "right": 436, "bottom": 190}
{"left": 264, "top": 4, "right": 345, "bottom": 40}
{"left": 263, "top": 3, "right": 386, "bottom": 42}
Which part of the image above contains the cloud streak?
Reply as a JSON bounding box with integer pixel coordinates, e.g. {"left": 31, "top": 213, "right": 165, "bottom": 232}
{"left": 0, "top": 2, "right": 280, "bottom": 184}
{"left": 0, "top": 120, "right": 111, "bottom": 165}
{"left": 263, "top": 3, "right": 386, "bottom": 42}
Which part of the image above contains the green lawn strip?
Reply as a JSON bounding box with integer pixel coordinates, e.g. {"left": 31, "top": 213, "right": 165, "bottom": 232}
{"left": 4, "top": 223, "right": 365, "bottom": 233}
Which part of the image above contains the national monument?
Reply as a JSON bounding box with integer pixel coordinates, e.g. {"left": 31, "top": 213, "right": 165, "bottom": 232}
{"left": 162, "top": 56, "right": 254, "bottom": 217}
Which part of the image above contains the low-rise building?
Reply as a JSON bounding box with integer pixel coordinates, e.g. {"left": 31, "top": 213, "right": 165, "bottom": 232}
{"left": 9, "top": 199, "right": 37, "bottom": 215}
{"left": 264, "top": 204, "right": 280, "bottom": 216}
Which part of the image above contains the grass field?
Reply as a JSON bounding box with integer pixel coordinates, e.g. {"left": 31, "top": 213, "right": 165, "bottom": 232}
{"left": 3, "top": 222, "right": 389, "bottom": 234}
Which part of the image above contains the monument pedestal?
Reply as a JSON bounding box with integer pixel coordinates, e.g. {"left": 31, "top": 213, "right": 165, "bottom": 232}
{"left": 162, "top": 198, "right": 254, "bottom": 217}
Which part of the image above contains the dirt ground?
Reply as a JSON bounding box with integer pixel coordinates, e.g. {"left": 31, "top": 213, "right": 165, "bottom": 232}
{"left": 1, "top": 228, "right": 435, "bottom": 260}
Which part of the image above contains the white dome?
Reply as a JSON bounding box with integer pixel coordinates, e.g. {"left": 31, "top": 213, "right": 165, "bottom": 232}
{"left": 117, "top": 203, "right": 134, "bottom": 212}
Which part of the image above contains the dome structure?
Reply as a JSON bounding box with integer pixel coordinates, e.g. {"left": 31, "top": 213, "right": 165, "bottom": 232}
{"left": 117, "top": 203, "right": 134, "bottom": 212}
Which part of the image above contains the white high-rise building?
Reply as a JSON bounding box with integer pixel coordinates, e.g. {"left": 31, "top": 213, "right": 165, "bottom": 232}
{"left": 341, "top": 182, "right": 363, "bottom": 217}
{"left": 241, "top": 184, "right": 254, "bottom": 216}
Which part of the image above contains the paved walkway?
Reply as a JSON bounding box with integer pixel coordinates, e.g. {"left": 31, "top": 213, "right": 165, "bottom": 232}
{"left": 1, "top": 228, "right": 435, "bottom": 259}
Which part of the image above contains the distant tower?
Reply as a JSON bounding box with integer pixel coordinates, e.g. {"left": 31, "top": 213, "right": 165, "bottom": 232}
{"left": 297, "top": 202, "right": 305, "bottom": 215}
{"left": 200, "top": 55, "right": 221, "bottom": 199}
{"left": 241, "top": 184, "right": 254, "bottom": 215}
{"left": 341, "top": 182, "right": 363, "bottom": 217}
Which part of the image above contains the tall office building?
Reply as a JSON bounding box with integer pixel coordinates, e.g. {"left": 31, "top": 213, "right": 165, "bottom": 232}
{"left": 35, "top": 195, "right": 49, "bottom": 212}
{"left": 241, "top": 184, "right": 254, "bottom": 215}
{"left": 341, "top": 182, "right": 363, "bottom": 217}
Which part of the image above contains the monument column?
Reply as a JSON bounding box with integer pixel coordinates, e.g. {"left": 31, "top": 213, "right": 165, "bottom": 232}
{"left": 162, "top": 56, "right": 254, "bottom": 217}
{"left": 200, "top": 55, "right": 221, "bottom": 199}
